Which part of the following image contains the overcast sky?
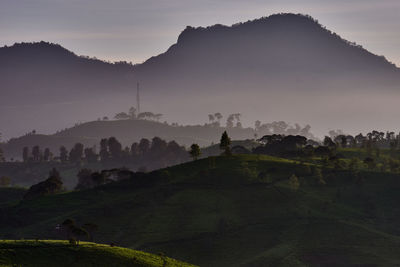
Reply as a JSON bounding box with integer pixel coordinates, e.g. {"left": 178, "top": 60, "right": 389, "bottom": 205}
{"left": 1, "top": 0, "right": 399, "bottom": 66}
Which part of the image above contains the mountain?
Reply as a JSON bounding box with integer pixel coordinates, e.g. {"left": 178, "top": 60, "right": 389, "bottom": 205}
{"left": 0, "top": 41, "right": 134, "bottom": 105}
{"left": 135, "top": 13, "right": 399, "bottom": 88}
{"left": 2, "top": 154, "right": 400, "bottom": 266}
{"left": 1, "top": 14, "right": 400, "bottom": 139}
{"left": 132, "top": 13, "right": 400, "bottom": 136}
{"left": 0, "top": 42, "right": 136, "bottom": 140}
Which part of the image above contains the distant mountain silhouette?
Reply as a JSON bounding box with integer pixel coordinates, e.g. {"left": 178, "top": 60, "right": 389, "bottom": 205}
{"left": 134, "top": 13, "right": 399, "bottom": 91}
{"left": 1, "top": 14, "right": 400, "bottom": 139}
{"left": 0, "top": 41, "right": 134, "bottom": 106}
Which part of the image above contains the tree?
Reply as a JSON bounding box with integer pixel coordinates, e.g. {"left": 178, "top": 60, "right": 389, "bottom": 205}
{"left": 108, "top": 137, "right": 122, "bottom": 160}
{"left": 255, "top": 120, "right": 261, "bottom": 131}
{"left": 214, "top": 113, "right": 223, "bottom": 124}
{"left": 323, "top": 136, "right": 336, "bottom": 149}
{"left": 355, "top": 133, "right": 366, "bottom": 147}
{"left": 76, "top": 169, "right": 109, "bottom": 190}
{"left": 69, "top": 143, "right": 84, "bottom": 164}
{"left": 59, "top": 146, "right": 68, "bottom": 163}
{"left": 208, "top": 114, "right": 215, "bottom": 124}
{"left": 114, "top": 112, "right": 130, "bottom": 120}
{"left": 91, "top": 172, "right": 108, "bottom": 186}
{"left": 220, "top": 131, "right": 231, "bottom": 156}
{"left": 43, "top": 148, "right": 52, "bottom": 161}
{"left": 122, "top": 146, "right": 130, "bottom": 159}
{"left": 154, "top": 113, "right": 163, "bottom": 121}
{"left": 139, "top": 138, "right": 150, "bottom": 155}
{"left": 99, "top": 138, "right": 109, "bottom": 162}
{"left": 84, "top": 147, "right": 98, "bottom": 163}
{"left": 189, "top": 144, "right": 201, "bottom": 160}
{"left": 76, "top": 169, "right": 94, "bottom": 190}
{"left": 22, "top": 147, "right": 29, "bottom": 162}
{"left": 166, "top": 141, "right": 187, "bottom": 163}
{"left": 70, "top": 226, "right": 88, "bottom": 244}
{"left": 82, "top": 223, "right": 99, "bottom": 241}
{"left": 226, "top": 114, "right": 234, "bottom": 128}
{"left": 32, "top": 145, "right": 41, "bottom": 162}
{"left": 130, "top": 142, "right": 139, "bottom": 158}
{"left": 150, "top": 137, "right": 167, "bottom": 157}
{"left": 234, "top": 113, "right": 241, "bottom": 128}
{"left": 23, "top": 168, "right": 63, "bottom": 200}
{"left": 128, "top": 106, "right": 137, "bottom": 119}
{"left": 138, "top": 112, "right": 156, "bottom": 120}
{"left": 0, "top": 148, "right": 4, "bottom": 162}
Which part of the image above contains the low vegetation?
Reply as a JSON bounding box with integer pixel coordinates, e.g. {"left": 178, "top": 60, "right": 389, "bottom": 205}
{"left": 0, "top": 240, "right": 196, "bottom": 267}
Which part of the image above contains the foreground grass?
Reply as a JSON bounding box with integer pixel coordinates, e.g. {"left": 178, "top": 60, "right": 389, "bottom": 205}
{"left": 0, "top": 240, "right": 196, "bottom": 267}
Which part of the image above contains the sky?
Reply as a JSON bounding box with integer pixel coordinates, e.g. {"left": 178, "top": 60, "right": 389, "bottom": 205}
{"left": 0, "top": 0, "right": 399, "bottom": 66}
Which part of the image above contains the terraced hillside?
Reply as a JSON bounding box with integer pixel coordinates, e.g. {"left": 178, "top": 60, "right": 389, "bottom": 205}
{"left": 1, "top": 154, "right": 400, "bottom": 266}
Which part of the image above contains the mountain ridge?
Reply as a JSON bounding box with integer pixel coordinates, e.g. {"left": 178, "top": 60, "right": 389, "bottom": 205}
{"left": 138, "top": 13, "right": 398, "bottom": 75}
{"left": 1, "top": 13, "right": 400, "bottom": 140}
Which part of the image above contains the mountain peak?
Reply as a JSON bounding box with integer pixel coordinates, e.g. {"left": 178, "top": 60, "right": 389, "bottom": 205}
{"left": 168, "top": 13, "right": 398, "bottom": 72}
{"left": 177, "top": 13, "right": 322, "bottom": 44}
{"left": 1, "top": 41, "right": 74, "bottom": 57}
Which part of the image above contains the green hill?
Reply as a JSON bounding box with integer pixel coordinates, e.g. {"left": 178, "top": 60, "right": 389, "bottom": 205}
{"left": 0, "top": 240, "right": 196, "bottom": 267}
{"left": 1, "top": 154, "right": 400, "bottom": 266}
{"left": 0, "top": 188, "right": 26, "bottom": 207}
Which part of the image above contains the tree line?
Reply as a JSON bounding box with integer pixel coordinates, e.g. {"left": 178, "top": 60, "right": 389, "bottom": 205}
{"left": 21, "top": 136, "right": 188, "bottom": 170}
{"left": 113, "top": 106, "right": 163, "bottom": 121}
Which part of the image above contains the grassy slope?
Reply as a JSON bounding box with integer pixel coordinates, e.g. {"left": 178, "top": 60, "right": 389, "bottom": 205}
{"left": 0, "top": 240, "right": 195, "bottom": 267}
{"left": 0, "top": 188, "right": 26, "bottom": 207}
{"left": 2, "top": 153, "right": 400, "bottom": 266}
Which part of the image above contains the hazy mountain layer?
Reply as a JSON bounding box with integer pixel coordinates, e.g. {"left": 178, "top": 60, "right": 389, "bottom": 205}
{"left": 1, "top": 14, "right": 399, "bottom": 139}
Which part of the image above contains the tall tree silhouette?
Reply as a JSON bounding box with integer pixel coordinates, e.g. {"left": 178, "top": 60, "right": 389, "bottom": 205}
{"left": 69, "top": 143, "right": 84, "bottom": 164}
{"left": 220, "top": 131, "right": 232, "bottom": 156}
{"left": 108, "top": 137, "right": 122, "bottom": 160}
{"left": 189, "top": 144, "right": 201, "bottom": 160}
{"left": 99, "top": 138, "right": 109, "bottom": 162}
{"left": 43, "top": 148, "right": 51, "bottom": 161}
{"left": 32, "top": 145, "right": 41, "bottom": 162}
{"left": 139, "top": 138, "right": 150, "bottom": 155}
{"left": 59, "top": 146, "right": 68, "bottom": 163}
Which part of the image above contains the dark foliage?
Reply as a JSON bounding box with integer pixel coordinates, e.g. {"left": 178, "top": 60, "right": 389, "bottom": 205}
{"left": 23, "top": 168, "right": 63, "bottom": 200}
{"left": 254, "top": 135, "right": 308, "bottom": 156}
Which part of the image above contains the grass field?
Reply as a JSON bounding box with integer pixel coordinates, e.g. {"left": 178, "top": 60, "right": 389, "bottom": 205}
{"left": 1, "top": 152, "right": 400, "bottom": 266}
{"left": 0, "top": 240, "right": 196, "bottom": 267}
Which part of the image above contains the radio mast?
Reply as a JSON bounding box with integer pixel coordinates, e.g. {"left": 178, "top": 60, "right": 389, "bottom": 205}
{"left": 136, "top": 82, "right": 140, "bottom": 114}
